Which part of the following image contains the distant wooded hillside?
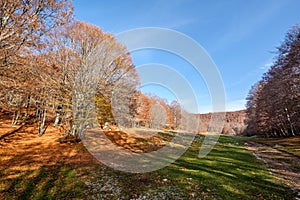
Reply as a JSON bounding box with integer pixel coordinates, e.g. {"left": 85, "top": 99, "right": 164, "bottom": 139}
{"left": 197, "top": 110, "right": 246, "bottom": 135}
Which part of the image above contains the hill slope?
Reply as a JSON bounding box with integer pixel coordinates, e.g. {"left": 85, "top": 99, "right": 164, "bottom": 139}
{"left": 197, "top": 110, "right": 247, "bottom": 135}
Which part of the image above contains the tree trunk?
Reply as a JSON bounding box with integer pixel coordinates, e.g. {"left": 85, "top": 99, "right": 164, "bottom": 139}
{"left": 12, "top": 105, "right": 21, "bottom": 126}
{"left": 285, "top": 108, "right": 295, "bottom": 136}
{"left": 54, "top": 113, "right": 60, "bottom": 127}
{"left": 11, "top": 111, "right": 15, "bottom": 126}
{"left": 24, "top": 96, "right": 30, "bottom": 120}
{"left": 65, "top": 118, "right": 70, "bottom": 136}
{"left": 38, "top": 109, "right": 47, "bottom": 136}
{"left": 70, "top": 124, "right": 77, "bottom": 137}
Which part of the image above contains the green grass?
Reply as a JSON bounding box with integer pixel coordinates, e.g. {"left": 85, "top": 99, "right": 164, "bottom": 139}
{"left": 0, "top": 165, "right": 89, "bottom": 200}
{"left": 0, "top": 135, "right": 294, "bottom": 199}
{"left": 153, "top": 135, "right": 292, "bottom": 199}
{"left": 84, "top": 135, "right": 293, "bottom": 199}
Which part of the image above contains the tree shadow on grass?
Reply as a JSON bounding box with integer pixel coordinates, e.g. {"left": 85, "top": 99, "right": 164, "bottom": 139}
{"left": 154, "top": 137, "right": 295, "bottom": 199}
{"left": 1, "top": 164, "right": 89, "bottom": 200}
{"left": 78, "top": 134, "right": 295, "bottom": 199}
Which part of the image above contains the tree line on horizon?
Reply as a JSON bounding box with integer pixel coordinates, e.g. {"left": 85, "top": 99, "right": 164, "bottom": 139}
{"left": 245, "top": 25, "right": 300, "bottom": 137}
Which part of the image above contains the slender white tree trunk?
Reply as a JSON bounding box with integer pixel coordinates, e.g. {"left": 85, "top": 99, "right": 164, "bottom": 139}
{"left": 54, "top": 113, "right": 60, "bottom": 127}
{"left": 39, "top": 109, "right": 47, "bottom": 136}
{"left": 12, "top": 105, "right": 21, "bottom": 126}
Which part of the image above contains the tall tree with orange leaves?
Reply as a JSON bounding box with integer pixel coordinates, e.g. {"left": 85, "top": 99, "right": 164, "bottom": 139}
{"left": 44, "top": 20, "right": 139, "bottom": 137}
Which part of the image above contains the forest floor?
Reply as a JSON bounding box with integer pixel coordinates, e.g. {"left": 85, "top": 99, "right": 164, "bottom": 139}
{"left": 0, "top": 117, "right": 300, "bottom": 199}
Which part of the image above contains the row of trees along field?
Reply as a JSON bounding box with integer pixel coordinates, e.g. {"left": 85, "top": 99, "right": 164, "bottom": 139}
{"left": 0, "top": 0, "right": 199, "bottom": 138}
{"left": 131, "top": 92, "right": 198, "bottom": 132}
{"left": 245, "top": 25, "right": 300, "bottom": 137}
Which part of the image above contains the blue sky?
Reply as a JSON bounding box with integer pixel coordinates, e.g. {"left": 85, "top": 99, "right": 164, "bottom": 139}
{"left": 73, "top": 0, "right": 300, "bottom": 113}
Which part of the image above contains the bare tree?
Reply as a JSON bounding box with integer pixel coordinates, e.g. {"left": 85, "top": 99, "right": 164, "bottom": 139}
{"left": 45, "top": 21, "right": 139, "bottom": 137}
{"left": 149, "top": 104, "right": 167, "bottom": 129}
{"left": 245, "top": 25, "right": 300, "bottom": 137}
{"left": 170, "top": 100, "right": 181, "bottom": 129}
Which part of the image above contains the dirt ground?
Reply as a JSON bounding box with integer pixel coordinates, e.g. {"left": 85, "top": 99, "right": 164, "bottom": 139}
{"left": 247, "top": 141, "right": 300, "bottom": 194}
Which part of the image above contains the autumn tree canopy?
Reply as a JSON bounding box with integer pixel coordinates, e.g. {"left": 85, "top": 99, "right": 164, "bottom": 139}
{"left": 0, "top": 1, "right": 141, "bottom": 138}
{"left": 0, "top": 0, "right": 73, "bottom": 69}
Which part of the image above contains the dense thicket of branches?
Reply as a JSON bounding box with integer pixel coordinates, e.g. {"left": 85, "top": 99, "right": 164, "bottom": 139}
{"left": 0, "top": 0, "right": 73, "bottom": 69}
{"left": 0, "top": 0, "right": 74, "bottom": 133}
{"left": 0, "top": 1, "right": 140, "bottom": 138}
{"left": 131, "top": 95, "right": 201, "bottom": 133}
{"left": 245, "top": 25, "right": 300, "bottom": 137}
{"left": 131, "top": 93, "right": 177, "bottom": 130}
